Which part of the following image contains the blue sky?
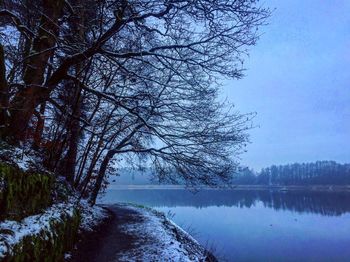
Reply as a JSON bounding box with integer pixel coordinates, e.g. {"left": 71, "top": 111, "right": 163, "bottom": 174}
{"left": 223, "top": 0, "right": 350, "bottom": 170}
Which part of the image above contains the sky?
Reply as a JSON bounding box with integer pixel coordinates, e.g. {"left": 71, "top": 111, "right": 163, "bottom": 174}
{"left": 223, "top": 0, "right": 350, "bottom": 171}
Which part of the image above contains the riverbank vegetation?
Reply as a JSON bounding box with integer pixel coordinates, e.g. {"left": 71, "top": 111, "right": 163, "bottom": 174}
{"left": 0, "top": 155, "right": 108, "bottom": 260}
{"left": 234, "top": 161, "right": 350, "bottom": 185}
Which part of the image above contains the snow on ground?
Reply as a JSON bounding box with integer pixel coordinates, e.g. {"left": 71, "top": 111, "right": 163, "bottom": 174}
{"left": 78, "top": 200, "right": 109, "bottom": 232}
{"left": 117, "top": 204, "right": 206, "bottom": 262}
{"left": 0, "top": 143, "right": 110, "bottom": 259}
{"left": 0, "top": 202, "right": 75, "bottom": 258}
{"left": 0, "top": 198, "right": 109, "bottom": 259}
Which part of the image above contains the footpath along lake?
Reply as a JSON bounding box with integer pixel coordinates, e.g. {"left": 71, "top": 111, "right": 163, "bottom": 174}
{"left": 100, "top": 189, "right": 350, "bottom": 261}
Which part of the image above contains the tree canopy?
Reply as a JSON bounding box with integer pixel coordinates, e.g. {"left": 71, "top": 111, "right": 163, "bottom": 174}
{"left": 0, "top": 0, "right": 270, "bottom": 203}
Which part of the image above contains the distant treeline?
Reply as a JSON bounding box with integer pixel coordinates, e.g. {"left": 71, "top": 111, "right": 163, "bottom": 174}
{"left": 234, "top": 161, "right": 350, "bottom": 185}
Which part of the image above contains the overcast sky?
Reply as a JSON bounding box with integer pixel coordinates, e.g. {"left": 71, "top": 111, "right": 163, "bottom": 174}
{"left": 223, "top": 0, "right": 350, "bottom": 171}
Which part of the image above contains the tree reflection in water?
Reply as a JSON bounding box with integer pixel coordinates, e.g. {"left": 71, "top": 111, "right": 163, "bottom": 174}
{"left": 101, "top": 189, "right": 350, "bottom": 216}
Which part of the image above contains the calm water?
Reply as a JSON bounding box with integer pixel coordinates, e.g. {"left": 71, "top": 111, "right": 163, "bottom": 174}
{"left": 100, "top": 189, "right": 350, "bottom": 261}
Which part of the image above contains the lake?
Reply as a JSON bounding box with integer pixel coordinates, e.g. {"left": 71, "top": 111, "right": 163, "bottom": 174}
{"left": 99, "top": 189, "right": 350, "bottom": 261}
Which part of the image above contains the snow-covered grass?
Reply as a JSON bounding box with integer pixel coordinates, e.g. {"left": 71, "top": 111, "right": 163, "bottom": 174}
{"left": 78, "top": 200, "right": 109, "bottom": 232}
{"left": 117, "top": 204, "right": 207, "bottom": 262}
{"left": 0, "top": 201, "right": 75, "bottom": 258}
{"left": 0, "top": 142, "right": 110, "bottom": 260}
{"left": 0, "top": 197, "right": 109, "bottom": 259}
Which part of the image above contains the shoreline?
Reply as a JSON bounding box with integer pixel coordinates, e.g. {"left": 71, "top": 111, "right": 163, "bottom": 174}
{"left": 106, "top": 184, "right": 350, "bottom": 192}
{"left": 70, "top": 204, "right": 217, "bottom": 262}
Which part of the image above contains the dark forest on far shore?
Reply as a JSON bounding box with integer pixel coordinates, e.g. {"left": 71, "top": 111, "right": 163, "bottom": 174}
{"left": 234, "top": 161, "right": 350, "bottom": 186}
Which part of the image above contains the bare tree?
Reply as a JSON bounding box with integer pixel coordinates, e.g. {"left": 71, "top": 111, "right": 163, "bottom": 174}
{"left": 0, "top": 0, "right": 270, "bottom": 203}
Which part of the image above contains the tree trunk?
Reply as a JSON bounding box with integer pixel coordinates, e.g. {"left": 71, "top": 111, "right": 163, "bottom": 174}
{"left": 89, "top": 151, "right": 114, "bottom": 206}
{"left": 0, "top": 44, "right": 9, "bottom": 133}
{"left": 74, "top": 134, "right": 95, "bottom": 188}
{"left": 6, "top": 0, "right": 64, "bottom": 142}
{"left": 61, "top": 2, "right": 87, "bottom": 184}
{"left": 63, "top": 85, "right": 82, "bottom": 184}
{"left": 77, "top": 137, "right": 104, "bottom": 195}
{"left": 33, "top": 102, "right": 46, "bottom": 149}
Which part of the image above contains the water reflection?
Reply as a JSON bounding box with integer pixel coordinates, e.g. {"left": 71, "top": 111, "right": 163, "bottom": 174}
{"left": 101, "top": 189, "right": 350, "bottom": 261}
{"left": 101, "top": 189, "right": 350, "bottom": 216}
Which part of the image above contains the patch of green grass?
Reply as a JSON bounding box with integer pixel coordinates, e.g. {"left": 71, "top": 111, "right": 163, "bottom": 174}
{"left": 0, "top": 162, "right": 54, "bottom": 220}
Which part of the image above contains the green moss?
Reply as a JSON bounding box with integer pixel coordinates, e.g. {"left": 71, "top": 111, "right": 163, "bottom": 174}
{"left": 4, "top": 209, "right": 81, "bottom": 262}
{"left": 128, "top": 203, "right": 146, "bottom": 209}
{"left": 0, "top": 162, "right": 82, "bottom": 261}
{"left": 0, "top": 162, "right": 54, "bottom": 220}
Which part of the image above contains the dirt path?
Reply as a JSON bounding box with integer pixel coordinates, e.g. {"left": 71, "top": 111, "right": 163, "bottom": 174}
{"left": 70, "top": 204, "right": 216, "bottom": 262}
{"left": 71, "top": 205, "right": 144, "bottom": 262}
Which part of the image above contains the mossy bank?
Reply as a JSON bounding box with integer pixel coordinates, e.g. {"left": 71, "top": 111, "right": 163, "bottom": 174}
{"left": 0, "top": 161, "right": 107, "bottom": 261}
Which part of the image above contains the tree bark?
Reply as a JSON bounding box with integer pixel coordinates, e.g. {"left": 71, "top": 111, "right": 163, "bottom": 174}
{"left": 74, "top": 134, "right": 95, "bottom": 188}
{"left": 89, "top": 151, "right": 114, "bottom": 206}
{"left": 63, "top": 84, "right": 82, "bottom": 184}
{"left": 6, "top": 0, "right": 64, "bottom": 142}
{"left": 33, "top": 102, "right": 46, "bottom": 149}
{"left": 0, "top": 44, "right": 9, "bottom": 132}
{"left": 61, "top": 2, "right": 87, "bottom": 184}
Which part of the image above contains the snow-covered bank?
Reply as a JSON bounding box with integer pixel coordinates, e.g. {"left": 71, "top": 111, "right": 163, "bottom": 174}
{"left": 0, "top": 198, "right": 109, "bottom": 260}
{"left": 79, "top": 200, "right": 110, "bottom": 232}
{"left": 69, "top": 203, "right": 217, "bottom": 262}
{"left": 110, "top": 204, "right": 216, "bottom": 262}
{"left": 0, "top": 202, "right": 75, "bottom": 258}
{"left": 0, "top": 144, "right": 212, "bottom": 261}
{"left": 0, "top": 144, "right": 111, "bottom": 260}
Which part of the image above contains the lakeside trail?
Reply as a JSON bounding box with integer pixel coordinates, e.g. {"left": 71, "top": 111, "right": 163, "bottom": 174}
{"left": 70, "top": 204, "right": 216, "bottom": 262}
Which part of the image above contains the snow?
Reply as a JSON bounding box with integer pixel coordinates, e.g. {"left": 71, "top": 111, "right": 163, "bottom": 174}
{"left": 0, "top": 143, "right": 43, "bottom": 172}
{"left": 78, "top": 200, "right": 109, "bottom": 232}
{"left": 116, "top": 204, "right": 206, "bottom": 262}
{"left": 0, "top": 199, "right": 207, "bottom": 261}
{"left": 0, "top": 141, "right": 202, "bottom": 260}
{"left": 0, "top": 143, "right": 110, "bottom": 259}
{"left": 0, "top": 198, "right": 109, "bottom": 259}
{"left": 0, "top": 202, "right": 75, "bottom": 259}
